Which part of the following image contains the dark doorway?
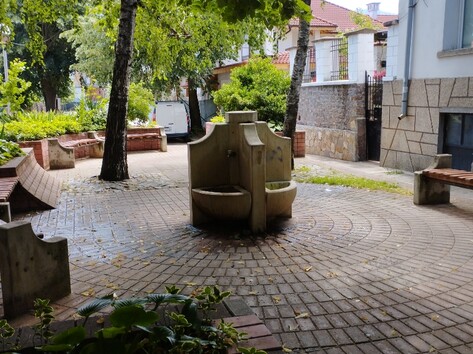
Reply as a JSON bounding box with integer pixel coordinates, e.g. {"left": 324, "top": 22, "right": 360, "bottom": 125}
{"left": 365, "top": 72, "right": 383, "bottom": 161}
{"left": 443, "top": 113, "right": 473, "bottom": 170}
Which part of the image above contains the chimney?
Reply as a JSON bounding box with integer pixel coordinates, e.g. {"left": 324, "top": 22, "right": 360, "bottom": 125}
{"left": 367, "top": 2, "right": 380, "bottom": 20}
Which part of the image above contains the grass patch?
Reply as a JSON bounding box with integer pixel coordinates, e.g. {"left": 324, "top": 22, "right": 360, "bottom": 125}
{"left": 294, "top": 166, "right": 411, "bottom": 195}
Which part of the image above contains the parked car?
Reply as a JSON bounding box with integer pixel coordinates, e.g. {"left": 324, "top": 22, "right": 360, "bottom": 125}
{"left": 151, "top": 101, "right": 190, "bottom": 139}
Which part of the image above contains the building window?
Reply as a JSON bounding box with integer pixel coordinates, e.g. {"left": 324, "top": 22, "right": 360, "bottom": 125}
{"left": 463, "top": 0, "right": 473, "bottom": 48}
{"left": 442, "top": 112, "right": 473, "bottom": 170}
{"left": 442, "top": 0, "right": 473, "bottom": 51}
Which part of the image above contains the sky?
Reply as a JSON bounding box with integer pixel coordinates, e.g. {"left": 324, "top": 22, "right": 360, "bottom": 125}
{"left": 326, "top": 0, "right": 399, "bottom": 15}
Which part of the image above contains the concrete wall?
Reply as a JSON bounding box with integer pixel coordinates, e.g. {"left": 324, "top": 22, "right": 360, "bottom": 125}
{"left": 297, "top": 82, "right": 366, "bottom": 161}
{"left": 381, "top": 77, "right": 473, "bottom": 171}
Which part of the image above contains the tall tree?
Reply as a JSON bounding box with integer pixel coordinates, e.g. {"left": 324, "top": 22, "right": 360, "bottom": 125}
{"left": 99, "top": 0, "right": 138, "bottom": 181}
{"left": 100, "top": 0, "right": 310, "bottom": 181}
{"left": 5, "top": 0, "right": 80, "bottom": 111}
{"left": 283, "top": 0, "right": 311, "bottom": 168}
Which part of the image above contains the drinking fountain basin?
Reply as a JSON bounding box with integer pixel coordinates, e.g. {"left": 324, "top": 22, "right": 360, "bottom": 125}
{"left": 265, "top": 180, "right": 297, "bottom": 217}
{"left": 191, "top": 185, "right": 252, "bottom": 220}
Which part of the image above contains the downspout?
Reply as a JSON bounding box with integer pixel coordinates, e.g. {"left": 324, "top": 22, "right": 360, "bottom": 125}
{"left": 399, "top": 0, "right": 416, "bottom": 120}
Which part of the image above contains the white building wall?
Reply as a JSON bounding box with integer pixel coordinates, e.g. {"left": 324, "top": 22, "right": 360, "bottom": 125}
{"left": 384, "top": 22, "right": 399, "bottom": 80}
{"left": 347, "top": 30, "right": 376, "bottom": 83}
{"left": 397, "top": 0, "right": 473, "bottom": 79}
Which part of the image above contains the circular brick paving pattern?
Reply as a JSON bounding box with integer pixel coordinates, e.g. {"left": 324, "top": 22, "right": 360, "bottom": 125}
{"left": 17, "top": 178, "right": 473, "bottom": 353}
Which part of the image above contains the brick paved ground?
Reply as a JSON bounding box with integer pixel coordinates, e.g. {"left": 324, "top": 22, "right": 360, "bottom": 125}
{"left": 6, "top": 143, "right": 473, "bottom": 353}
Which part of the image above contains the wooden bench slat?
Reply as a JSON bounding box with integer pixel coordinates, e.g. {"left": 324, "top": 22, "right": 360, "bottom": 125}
{"left": 0, "top": 177, "right": 20, "bottom": 201}
{"left": 423, "top": 168, "right": 473, "bottom": 188}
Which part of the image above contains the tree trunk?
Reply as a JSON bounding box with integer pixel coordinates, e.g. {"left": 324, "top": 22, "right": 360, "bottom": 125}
{"left": 283, "top": 0, "right": 310, "bottom": 168}
{"left": 40, "top": 77, "right": 57, "bottom": 111}
{"left": 99, "top": 0, "right": 138, "bottom": 181}
{"left": 188, "top": 78, "right": 203, "bottom": 135}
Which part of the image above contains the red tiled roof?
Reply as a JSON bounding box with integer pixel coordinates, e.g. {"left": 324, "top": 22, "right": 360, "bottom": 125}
{"left": 289, "top": 16, "right": 337, "bottom": 28}
{"left": 377, "top": 14, "right": 398, "bottom": 23}
{"left": 272, "top": 48, "right": 316, "bottom": 65}
{"left": 273, "top": 51, "right": 290, "bottom": 64}
{"left": 309, "top": 0, "right": 392, "bottom": 32}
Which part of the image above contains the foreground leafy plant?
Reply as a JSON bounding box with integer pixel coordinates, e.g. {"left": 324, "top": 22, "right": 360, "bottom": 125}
{"left": 33, "top": 298, "right": 55, "bottom": 344}
{"left": 0, "top": 140, "right": 25, "bottom": 166}
{"left": 37, "top": 286, "right": 247, "bottom": 354}
{"left": 0, "top": 319, "right": 15, "bottom": 351}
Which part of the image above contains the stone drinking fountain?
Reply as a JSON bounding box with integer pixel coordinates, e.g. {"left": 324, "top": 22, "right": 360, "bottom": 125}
{"left": 188, "top": 111, "right": 297, "bottom": 233}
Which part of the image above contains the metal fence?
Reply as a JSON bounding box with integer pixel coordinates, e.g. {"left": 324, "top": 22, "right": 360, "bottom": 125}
{"left": 302, "top": 47, "right": 316, "bottom": 83}
{"left": 330, "top": 37, "right": 348, "bottom": 81}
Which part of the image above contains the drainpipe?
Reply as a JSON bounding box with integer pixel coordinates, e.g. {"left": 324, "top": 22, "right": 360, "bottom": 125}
{"left": 399, "top": 0, "right": 416, "bottom": 120}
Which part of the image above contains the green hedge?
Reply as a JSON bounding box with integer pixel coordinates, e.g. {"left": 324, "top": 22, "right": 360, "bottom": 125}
{"left": 4, "top": 112, "right": 83, "bottom": 142}
{"left": 0, "top": 140, "right": 25, "bottom": 166}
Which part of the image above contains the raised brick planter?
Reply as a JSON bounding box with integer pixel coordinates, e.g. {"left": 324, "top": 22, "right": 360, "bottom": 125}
{"left": 276, "top": 131, "right": 306, "bottom": 157}
{"left": 19, "top": 127, "right": 167, "bottom": 170}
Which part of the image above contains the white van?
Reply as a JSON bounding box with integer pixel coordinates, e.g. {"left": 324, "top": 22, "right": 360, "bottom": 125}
{"left": 151, "top": 101, "right": 190, "bottom": 139}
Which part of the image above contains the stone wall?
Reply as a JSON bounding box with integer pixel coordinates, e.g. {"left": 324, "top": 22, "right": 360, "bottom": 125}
{"left": 297, "top": 83, "right": 366, "bottom": 161}
{"left": 381, "top": 77, "right": 473, "bottom": 172}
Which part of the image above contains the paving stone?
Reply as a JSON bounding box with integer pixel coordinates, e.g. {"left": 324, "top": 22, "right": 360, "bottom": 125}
{"left": 8, "top": 144, "right": 473, "bottom": 353}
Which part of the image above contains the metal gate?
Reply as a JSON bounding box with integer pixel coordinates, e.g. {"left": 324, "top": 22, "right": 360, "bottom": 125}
{"left": 365, "top": 71, "right": 383, "bottom": 161}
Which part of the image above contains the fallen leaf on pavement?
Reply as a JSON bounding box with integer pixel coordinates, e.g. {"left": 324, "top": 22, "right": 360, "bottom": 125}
{"left": 81, "top": 288, "right": 95, "bottom": 297}
{"left": 294, "top": 312, "right": 310, "bottom": 319}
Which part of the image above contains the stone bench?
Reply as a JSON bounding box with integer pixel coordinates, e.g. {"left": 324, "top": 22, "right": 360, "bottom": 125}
{"left": 414, "top": 154, "right": 473, "bottom": 204}
{"left": 126, "top": 128, "right": 167, "bottom": 152}
{"left": 0, "top": 220, "right": 70, "bottom": 319}
{"left": 48, "top": 132, "right": 104, "bottom": 169}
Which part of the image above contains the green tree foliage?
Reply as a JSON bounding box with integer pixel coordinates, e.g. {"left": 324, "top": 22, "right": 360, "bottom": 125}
{"left": 6, "top": 0, "right": 80, "bottom": 110}
{"left": 0, "top": 1, "right": 16, "bottom": 40}
{"left": 127, "top": 82, "right": 154, "bottom": 123}
{"left": 212, "top": 57, "right": 291, "bottom": 123}
{"left": 349, "top": 9, "right": 382, "bottom": 30}
{"left": 61, "top": 14, "right": 115, "bottom": 86}
{"left": 0, "top": 59, "right": 31, "bottom": 114}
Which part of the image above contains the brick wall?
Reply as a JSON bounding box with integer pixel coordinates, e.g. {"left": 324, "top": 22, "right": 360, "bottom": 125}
{"left": 297, "top": 83, "right": 366, "bottom": 161}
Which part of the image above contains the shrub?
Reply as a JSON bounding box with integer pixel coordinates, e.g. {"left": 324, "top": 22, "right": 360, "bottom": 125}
{"left": 0, "top": 140, "right": 25, "bottom": 166}
{"left": 212, "top": 57, "right": 290, "bottom": 124}
{"left": 0, "top": 286, "right": 257, "bottom": 354}
{"left": 127, "top": 83, "right": 154, "bottom": 123}
{"left": 75, "top": 95, "right": 108, "bottom": 131}
{"left": 4, "top": 111, "right": 82, "bottom": 142}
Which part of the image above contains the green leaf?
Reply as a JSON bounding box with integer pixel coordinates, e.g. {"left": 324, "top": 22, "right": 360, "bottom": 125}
{"left": 152, "top": 326, "right": 176, "bottom": 346}
{"left": 37, "top": 343, "right": 73, "bottom": 352}
{"left": 77, "top": 298, "right": 113, "bottom": 318}
{"left": 146, "top": 293, "right": 190, "bottom": 306}
{"left": 109, "top": 306, "right": 159, "bottom": 328}
{"left": 113, "top": 298, "right": 147, "bottom": 309}
{"left": 51, "top": 326, "right": 86, "bottom": 346}
{"left": 99, "top": 326, "right": 126, "bottom": 339}
{"left": 182, "top": 301, "right": 199, "bottom": 328}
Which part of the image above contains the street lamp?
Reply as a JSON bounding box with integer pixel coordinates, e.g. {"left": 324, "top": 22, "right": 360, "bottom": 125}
{"left": 0, "top": 24, "right": 10, "bottom": 115}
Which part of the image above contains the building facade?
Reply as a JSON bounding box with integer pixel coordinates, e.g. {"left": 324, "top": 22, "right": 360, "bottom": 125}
{"left": 382, "top": 0, "right": 473, "bottom": 171}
